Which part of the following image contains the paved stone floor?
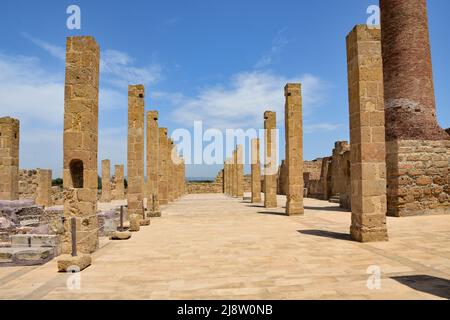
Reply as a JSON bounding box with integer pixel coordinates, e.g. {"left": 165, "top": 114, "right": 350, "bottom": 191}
{"left": 1, "top": 193, "right": 450, "bottom": 300}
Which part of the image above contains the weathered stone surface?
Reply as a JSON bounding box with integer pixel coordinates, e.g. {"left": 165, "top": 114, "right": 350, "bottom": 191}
{"left": 57, "top": 254, "right": 91, "bottom": 272}
{"left": 146, "top": 111, "right": 161, "bottom": 214}
{"left": 346, "top": 25, "right": 388, "bottom": 243}
{"left": 127, "top": 85, "right": 145, "bottom": 217}
{"left": 0, "top": 117, "right": 20, "bottom": 201}
{"left": 129, "top": 215, "right": 140, "bottom": 232}
{"left": 139, "top": 218, "right": 151, "bottom": 226}
{"left": 62, "top": 36, "right": 100, "bottom": 255}
{"left": 285, "top": 83, "right": 304, "bottom": 215}
{"left": 109, "top": 231, "right": 132, "bottom": 240}
{"left": 251, "top": 139, "right": 262, "bottom": 203}
{"left": 264, "top": 111, "right": 277, "bottom": 208}
{"left": 100, "top": 160, "right": 111, "bottom": 203}
{"left": 236, "top": 145, "right": 244, "bottom": 198}
{"left": 158, "top": 128, "right": 169, "bottom": 205}
{"left": 111, "top": 165, "right": 125, "bottom": 200}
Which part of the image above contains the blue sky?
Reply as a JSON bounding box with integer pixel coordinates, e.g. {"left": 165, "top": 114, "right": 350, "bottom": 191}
{"left": 0, "top": 0, "right": 449, "bottom": 178}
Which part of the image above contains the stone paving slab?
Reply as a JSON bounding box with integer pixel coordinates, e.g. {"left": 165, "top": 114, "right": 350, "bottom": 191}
{"left": 0, "top": 193, "right": 449, "bottom": 300}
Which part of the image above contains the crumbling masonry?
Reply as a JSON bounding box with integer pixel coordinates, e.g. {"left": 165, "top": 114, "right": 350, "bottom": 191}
{"left": 62, "top": 36, "right": 100, "bottom": 254}
{"left": 264, "top": 111, "right": 278, "bottom": 208}
{"left": 146, "top": 111, "right": 161, "bottom": 216}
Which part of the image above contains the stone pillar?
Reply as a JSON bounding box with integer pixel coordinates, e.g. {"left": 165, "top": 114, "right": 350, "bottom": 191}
{"left": 381, "top": 0, "right": 450, "bottom": 216}
{"left": 146, "top": 111, "right": 161, "bottom": 216}
{"left": 36, "top": 169, "right": 52, "bottom": 207}
{"left": 63, "top": 36, "right": 100, "bottom": 254}
{"left": 158, "top": 128, "right": 169, "bottom": 205}
{"left": 251, "top": 139, "right": 262, "bottom": 203}
{"left": 127, "top": 85, "right": 145, "bottom": 219}
{"left": 112, "top": 164, "right": 125, "bottom": 200}
{"left": 285, "top": 84, "right": 304, "bottom": 215}
{"left": 232, "top": 149, "right": 237, "bottom": 197}
{"left": 168, "top": 139, "right": 175, "bottom": 202}
{"left": 346, "top": 25, "right": 388, "bottom": 242}
{"left": 264, "top": 111, "right": 278, "bottom": 208}
{"left": 181, "top": 159, "right": 186, "bottom": 195}
{"left": 0, "top": 117, "right": 19, "bottom": 200}
{"left": 100, "top": 159, "right": 111, "bottom": 203}
{"left": 236, "top": 145, "right": 244, "bottom": 198}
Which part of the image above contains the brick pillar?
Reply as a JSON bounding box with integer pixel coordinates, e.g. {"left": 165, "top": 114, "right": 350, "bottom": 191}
{"left": 232, "top": 149, "right": 237, "bottom": 197}
{"left": 251, "top": 139, "right": 262, "bottom": 203}
{"left": 381, "top": 0, "right": 450, "bottom": 216}
{"left": 112, "top": 164, "right": 125, "bottom": 200}
{"left": 264, "top": 111, "right": 278, "bottom": 208}
{"left": 100, "top": 159, "right": 111, "bottom": 203}
{"left": 0, "top": 117, "right": 19, "bottom": 200}
{"left": 146, "top": 111, "right": 161, "bottom": 216}
{"left": 36, "top": 169, "right": 52, "bottom": 207}
{"left": 346, "top": 25, "right": 388, "bottom": 242}
{"left": 158, "top": 128, "right": 169, "bottom": 205}
{"left": 236, "top": 145, "right": 244, "bottom": 198}
{"left": 285, "top": 84, "right": 304, "bottom": 215}
{"left": 127, "top": 85, "right": 145, "bottom": 220}
{"left": 63, "top": 36, "right": 100, "bottom": 254}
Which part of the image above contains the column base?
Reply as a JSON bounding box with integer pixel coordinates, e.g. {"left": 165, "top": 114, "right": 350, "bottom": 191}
{"left": 57, "top": 254, "right": 91, "bottom": 272}
{"left": 350, "top": 226, "right": 388, "bottom": 243}
{"left": 110, "top": 231, "right": 132, "bottom": 240}
{"left": 139, "top": 218, "right": 151, "bottom": 226}
{"left": 148, "top": 211, "right": 162, "bottom": 218}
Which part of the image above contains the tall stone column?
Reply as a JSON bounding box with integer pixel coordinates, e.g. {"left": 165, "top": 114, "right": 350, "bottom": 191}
{"left": 168, "top": 139, "right": 176, "bottom": 202}
{"left": 158, "top": 128, "right": 169, "bottom": 205}
{"left": 236, "top": 145, "right": 244, "bottom": 198}
{"left": 0, "top": 117, "right": 19, "bottom": 200}
{"left": 224, "top": 159, "right": 230, "bottom": 195}
{"left": 251, "top": 139, "right": 262, "bottom": 203}
{"left": 264, "top": 111, "right": 278, "bottom": 208}
{"left": 100, "top": 159, "right": 111, "bottom": 203}
{"left": 346, "top": 25, "right": 388, "bottom": 242}
{"left": 381, "top": 0, "right": 450, "bottom": 216}
{"left": 36, "top": 169, "right": 52, "bottom": 207}
{"left": 112, "top": 164, "right": 125, "bottom": 200}
{"left": 232, "top": 149, "right": 237, "bottom": 197}
{"left": 127, "top": 85, "right": 145, "bottom": 219}
{"left": 146, "top": 111, "right": 161, "bottom": 216}
{"left": 62, "top": 36, "right": 100, "bottom": 254}
{"left": 285, "top": 84, "right": 304, "bottom": 215}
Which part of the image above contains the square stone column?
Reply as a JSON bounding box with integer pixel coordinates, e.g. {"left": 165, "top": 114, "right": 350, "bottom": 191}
{"left": 264, "top": 111, "right": 278, "bottom": 208}
{"left": 158, "top": 128, "right": 169, "bottom": 205}
{"left": 100, "top": 159, "right": 111, "bottom": 203}
{"left": 168, "top": 139, "right": 176, "bottom": 202}
{"left": 251, "top": 139, "right": 262, "bottom": 203}
{"left": 36, "top": 169, "right": 52, "bottom": 207}
{"left": 0, "top": 117, "right": 19, "bottom": 200}
{"left": 346, "top": 25, "right": 388, "bottom": 242}
{"left": 112, "top": 164, "right": 125, "bottom": 200}
{"left": 146, "top": 111, "right": 161, "bottom": 216}
{"left": 63, "top": 36, "right": 100, "bottom": 254}
{"left": 285, "top": 84, "right": 304, "bottom": 215}
{"left": 127, "top": 85, "right": 145, "bottom": 218}
{"left": 236, "top": 145, "right": 244, "bottom": 198}
{"left": 232, "top": 149, "right": 237, "bottom": 197}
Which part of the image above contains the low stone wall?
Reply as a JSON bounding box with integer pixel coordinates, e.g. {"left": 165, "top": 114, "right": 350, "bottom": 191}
{"left": 386, "top": 139, "right": 450, "bottom": 216}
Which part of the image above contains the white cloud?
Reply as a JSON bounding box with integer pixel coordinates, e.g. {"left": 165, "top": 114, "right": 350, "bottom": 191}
{"left": 22, "top": 34, "right": 162, "bottom": 89}
{"left": 165, "top": 71, "right": 330, "bottom": 130}
{"left": 0, "top": 53, "right": 64, "bottom": 125}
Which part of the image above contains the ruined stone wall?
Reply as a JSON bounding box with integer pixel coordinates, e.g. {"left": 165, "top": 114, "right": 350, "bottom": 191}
{"left": 386, "top": 140, "right": 450, "bottom": 216}
{"left": 111, "top": 165, "right": 125, "bottom": 200}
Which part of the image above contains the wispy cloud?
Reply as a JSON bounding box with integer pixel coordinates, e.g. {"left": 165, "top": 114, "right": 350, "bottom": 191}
{"left": 255, "top": 27, "right": 289, "bottom": 69}
{"left": 22, "top": 34, "right": 163, "bottom": 88}
{"left": 156, "top": 71, "right": 331, "bottom": 130}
